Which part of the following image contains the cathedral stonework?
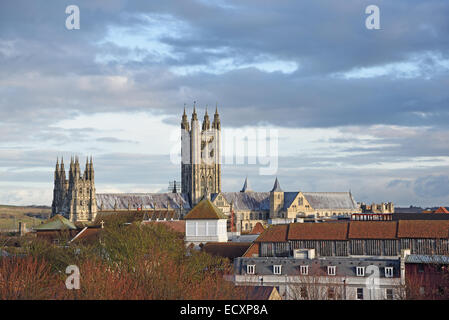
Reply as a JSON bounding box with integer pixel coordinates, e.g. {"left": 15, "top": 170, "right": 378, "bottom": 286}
{"left": 50, "top": 107, "right": 389, "bottom": 227}
{"left": 181, "top": 105, "right": 221, "bottom": 206}
{"left": 51, "top": 156, "right": 97, "bottom": 222}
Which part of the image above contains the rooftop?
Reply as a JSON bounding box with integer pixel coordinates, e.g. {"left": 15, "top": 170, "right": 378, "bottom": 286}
{"left": 254, "top": 220, "right": 449, "bottom": 242}
{"left": 33, "top": 214, "right": 77, "bottom": 231}
{"left": 184, "top": 198, "right": 227, "bottom": 220}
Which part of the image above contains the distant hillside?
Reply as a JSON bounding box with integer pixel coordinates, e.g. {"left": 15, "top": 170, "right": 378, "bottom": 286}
{"left": 0, "top": 205, "right": 51, "bottom": 230}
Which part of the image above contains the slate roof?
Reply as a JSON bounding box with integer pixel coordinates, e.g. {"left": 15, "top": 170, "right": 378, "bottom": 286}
{"left": 219, "top": 192, "right": 270, "bottom": 211}
{"left": 235, "top": 256, "right": 401, "bottom": 277}
{"left": 33, "top": 214, "right": 77, "bottom": 231}
{"left": 392, "top": 212, "right": 449, "bottom": 221}
{"left": 184, "top": 199, "right": 227, "bottom": 220}
{"left": 405, "top": 254, "right": 449, "bottom": 264}
{"left": 96, "top": 193, "right": 191, "bottom": 210}
{"left": 302, "top": 192, "right": 358, "bottom": 210}
{"left": 214, "top": 191, "right": 358, "bottom": 212}
{"left": 97, "top": 190, "right": 358, "bottom": 213}
{"left": 283, "top": 192, "right": 299, "bottom": 209}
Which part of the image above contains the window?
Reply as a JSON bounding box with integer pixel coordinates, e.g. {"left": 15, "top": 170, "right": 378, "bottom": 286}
{"left": 356, "top": 266, "right": 365, "bottom": 277}
{"left": 273, "top": 265, "right": 282, "bottom": 275}
{"left": 247, "top": 265, "right": 255, "bottom": 274}
{"left": 186, "top": 222, "right": 195, "bottom": 236}
{"left": 386, "top": 289, "right": 393, "bottom": 300}
{"left": 327, "top": 266, "right": 336, "bottom": 276}
{"left": 300, "top": 265, "right": 309, "bottom": 275}
{"left": 356, "top": 288, "right": 364, "bottom": 300}
{"left": 385, "top": 267, "right": 394, "bottom": 278}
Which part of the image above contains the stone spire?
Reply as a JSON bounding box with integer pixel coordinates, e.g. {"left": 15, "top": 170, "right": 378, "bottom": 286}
{"left": 74, "top": 156, "right": 80, "bottom": 178}
{"left": 89, "top": 156, "right": 94, "bottom": 181}
{"left": 192, "top": 101, "right": 198, "bottom": 122}
{"left": 84, "top": 156, "right": 89, "bottom": 180}
{"left": 54, "top": 158, "right": 60, "bottom": 181}
{"left": 271, "top": 177, "right": 282, "bottom": 192}
{"left": 212, "top": 103, "right": 220, "bottom": 130}
{"left": 181, "top": 104, "right": 189, "bottom": 130}
{"left": 60, "top": 157, "right": 65, "bottom": 173}
{"left": 202, "top": 106, "right": 210, "bottom": 131}
{"left": 240, "top": 176, "right": 252, "bottom": 192}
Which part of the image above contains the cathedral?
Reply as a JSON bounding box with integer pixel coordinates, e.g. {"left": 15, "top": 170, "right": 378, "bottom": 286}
{"left": 51, "top": 156, "right": 97, "bottom": 222}
{"left": 52, "top": 106, "right": 366, "bottom": 227}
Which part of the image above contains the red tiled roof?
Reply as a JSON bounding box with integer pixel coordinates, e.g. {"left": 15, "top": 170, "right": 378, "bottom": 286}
{"left": 434, "top": 207, "right": 449, "bottom": 214}
{"left": 397, "top": 220, "right": 449, "bottom": 238}
{"left": 239, "top": 286, "right": 280, "bottom": 300}
{"left": 348, "top": 221, "right": 397, "bottom": 239}
{"left": 250, "top": 222, "right": 265, "bottom": 235}
{"left": 243, "top": 243, "right": 260, "bottom": 257}
{"left": 255, "top": 220, "right": 449, "bottom": 243}
{"left": 288, "top": 222, "right": 349, "bottom": 240}
{"left": 70, "top": 227, "right": 102, "bottom": 243}
{"left": 202, "top": 242, "right": 251, "bottom": 260}
{"left": 255, "top": 224, "right": 289, "bottom": 243}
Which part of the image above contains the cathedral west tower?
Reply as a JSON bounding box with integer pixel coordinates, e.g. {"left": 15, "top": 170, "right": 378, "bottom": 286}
{"left": 181, "top": 104, "right": 221, "bottom": 206}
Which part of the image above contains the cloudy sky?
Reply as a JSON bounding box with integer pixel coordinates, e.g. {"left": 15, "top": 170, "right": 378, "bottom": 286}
{"left": 0, "top": 0, "right": 448, "bottom": 207}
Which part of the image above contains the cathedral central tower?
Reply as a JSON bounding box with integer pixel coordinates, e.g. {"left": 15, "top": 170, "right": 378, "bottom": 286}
{"left": 181, "top": 104, "right": 221, "bottom": 205}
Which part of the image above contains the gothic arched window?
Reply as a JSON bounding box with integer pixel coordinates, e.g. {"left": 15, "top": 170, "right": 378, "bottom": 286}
{"left": 208, "top": 176, "right": 213, "bottom": 191}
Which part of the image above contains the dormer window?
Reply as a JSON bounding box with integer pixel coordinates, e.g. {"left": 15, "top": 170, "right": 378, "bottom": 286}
{"left": 385, "top": 267, "right": 394, "bottom": 278}
{"left": 327, "top": 266, "right": 336, "bottom": 276}
{"left": 356, "top": 267, "right": 365, "bottom": 277}
{"left": 247, "top": 265, "right": 255, "bottom": 274}
{"left": 273, "top": 265, "right": 282, "bottom": 275}
{"left": 300, "top": 265, "right": 308, "bottom": 275}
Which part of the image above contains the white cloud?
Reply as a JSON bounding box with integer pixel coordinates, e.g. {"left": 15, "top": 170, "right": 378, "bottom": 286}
{"left": 333, "top": 51, "right": 449, "bottom": 80}
{"left": 171, "top": 56, "right": 299, "bottom": 75}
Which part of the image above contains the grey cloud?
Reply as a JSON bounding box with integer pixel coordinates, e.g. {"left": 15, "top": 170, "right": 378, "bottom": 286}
{"left": 96, "top": 137, "right": 138, "bottom": 144}
{"left": 387, "top": 179, "right": 412, "bottom": 189}
{"left": 413, "top": 175, "right": 449, "bottom": 198}
{"left": 1, "top": 0, "right": 449, "bottom": 207}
